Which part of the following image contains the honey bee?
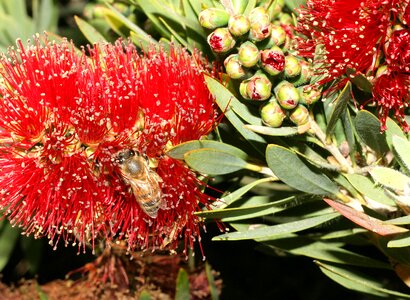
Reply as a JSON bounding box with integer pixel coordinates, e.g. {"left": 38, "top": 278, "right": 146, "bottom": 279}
{"left": 117, "top": 149, "right": 164, "bottom": 218}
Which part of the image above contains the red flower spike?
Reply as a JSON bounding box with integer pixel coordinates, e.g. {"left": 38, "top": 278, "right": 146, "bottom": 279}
{"left": 373, "top": 73, "right": 410, "bottom": 131}
{"left": 387, "top": 29, "right": 410, "bottom": 73}
{"left": 295, "top": 0, "right": 408, "bottom": 83}
{"left": 0, "top": 36, "right": 219, "bottom": 254}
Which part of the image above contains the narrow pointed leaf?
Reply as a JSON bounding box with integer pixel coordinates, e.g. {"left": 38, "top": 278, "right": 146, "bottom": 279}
{"left": 74, "top": 16, "right": 107, "bottom": 44}
{"left": 326, "top": 82, "right": 351, "bottom": 136}
{"left": 244, "top": 124, "right": 310, "bottom": 136}
{"left": 213, "top": 212, "right": 339, "bottom": 241}
{"left": 346, "top": 69, "right": 372, "bottom": 93}
{"left": 205, "top": 263, "right": 219, "bottom": 300}
{"left": 385, "top": 117, "right": 407, "bottom": 149}
{"left": 175, "top": 268, "right": 190, "bottom": 300}
{"left": 317, "top": 262, "right": 410, "bottom": 298}
{"left": 266, "top": 144, "right": 340, "bottom": 195}
{"left": 387, "top": 232, "right": 410, "bottom": 248}
{"left": 0, "top": 222, "right": 20, "bottom": 271}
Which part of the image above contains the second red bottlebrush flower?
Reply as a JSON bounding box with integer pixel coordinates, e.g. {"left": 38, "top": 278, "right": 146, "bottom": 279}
{"left": 0, "top": 36, "right": 219, "bottom": 253}
{"left": 295, "top": 0, "right": 410, "bottom": 130}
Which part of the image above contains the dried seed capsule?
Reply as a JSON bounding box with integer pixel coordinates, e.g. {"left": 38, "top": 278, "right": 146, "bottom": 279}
{"left": 238, "top": 41, "right": 260, "bottom": 68}
{"left": 261, "top": 98, "right": 286, "bottom": 127}
{"left": 199, "top": 8, "right": 230, "bottom": 29}
{"left": 289, "top": 105, "right": 309, "bottom": 126}
{"left": 224, "top": 54, "right": 246, "bottom": 79}
{"left": 298, "top": 85, "right": 322, "bottom": 105}
{"left": 228, "top": 14, "right": 251, "bottom": 37}
{"left": 207, "top": 28, "right": 236, "bottom": 53}
{"left": 284, "top": 55, "right": 302, "bottom": 78}
{"left": 240, "top": 71, "right": 272, "bottom": 100}
{"left": 260, "top": 46, "right": 285, "bottom": 76}
{"left": 274, "top": 80, "right": 299, "bottom": 109}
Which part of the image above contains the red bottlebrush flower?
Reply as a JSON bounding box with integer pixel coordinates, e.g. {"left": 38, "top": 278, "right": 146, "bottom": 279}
{"left": 386, "top": 29, "right": 410, "bottom": 73}
{"left": 295, "top": 0, "right": 406, "bottom": 86}
{"left": 0, "top": 36, "right": 219, "bottom": 254}
{"left": 372, "top": 72, "right": 410, "bottom": 131}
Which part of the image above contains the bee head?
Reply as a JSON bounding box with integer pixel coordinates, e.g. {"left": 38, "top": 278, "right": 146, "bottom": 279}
{"left": 116, "top": 149, "right": 135, "bottom": 165}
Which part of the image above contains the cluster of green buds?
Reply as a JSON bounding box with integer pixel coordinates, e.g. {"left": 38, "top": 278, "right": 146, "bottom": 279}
{"left": 198, "top": 0, "right": 322, "bottom": 128}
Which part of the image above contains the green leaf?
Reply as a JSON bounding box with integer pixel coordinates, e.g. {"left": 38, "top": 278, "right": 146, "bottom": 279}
{"left": 0, "top": 221, "right": 20, "bottom": 271}
{"left": 263, "top": 236, "right": 389, "bottom": 269}
{"left": 35, "top": 283, "right": 48, "bottom": 300}
{"left": 387, "top": 232, "right": 410, "bottom": 248}
{"left": 385, "top": 215, "right": 410, "bottom": 225}
{"left": 212, "top": 177, "right": 280, "bottom": 209}
{"left": 369, "top": 166, "right": 410, "bottom": 192}
{"left": 166, "top": 140, "right": 248, "bottom": 160}
{"left": 175, "top": 268, "right": 190, "bottom": 300}
{"left": 196, "top": 197, "right": 289, "bottom": 221}
{"left": 284, "top": 0, "right": 305, "bottom": 13}
{"left": 105, "top": 3, "right": 158, "bottom": 46}
{"left": 244, "top": 124, "right": 310, "bottom": 136}
{"left": 266, "top": 144, "right": 340, "bottom": 195}
{"left": 205, "top": 263, "right": 219, "bottom": 300}
{"left": 184, "top": 148, "right": 248, "bottom": 175}
{"left": 326, "top": 82, "right": 351, "bottom": 136}
{"left": 317, "top": 261, "right": 410, "bottom": 298}
{"left": 213, "top": 212, "right": 339, "bottom": 241}
{"left": 74, "top": 16, "right": 108, "bottom": 44}
{"left": 35, "top": 0, "right": 57, "bottom": 33}
{"left": 344, "top": 173, "right": 396, "bottom": 206}
{"left": 354, "top": 110, "right": 389, "bottom": 156}
{"left": 243, "top": 0, "right": 257, "bottom": 16}
{"left": 385, "top": 117, "right": 407, "bottom": 149}
{"left": 392, "top": 135, "right": 410, "bottom": 175}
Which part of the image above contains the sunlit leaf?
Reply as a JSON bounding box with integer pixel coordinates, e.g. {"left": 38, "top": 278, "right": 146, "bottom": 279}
{"left": 392, "top": 135, "right": 410, "bottom": 175}
{"left": 244, "top": 123, "right": 310, "bottom": 136}
{"left": 344, "top": 173, "right": 396, "bottom": 206}
{"left": 387, "top": 232, "right": 410, "bottom": 248}
{"left": 369, "top": 166, "right": 410, "bottom": 192}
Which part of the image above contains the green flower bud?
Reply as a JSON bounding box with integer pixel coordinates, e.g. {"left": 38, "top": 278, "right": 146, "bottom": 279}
{"left": 249, "top": 7, "right": 268, "bottom": 23}
{"left": 199, "top": 8, "right": 230, "bottom": 29}
{"left": 278, "top": 12, "right": 293, "bottom": 25}
{"left": 289, "top": 105, "right": 309, "bottom": 126}
{"left": 224, "top": 54, "right": 246, "bottom": 79}
{"left": 238, "top": 41, "right": 260, "bottom": 68}
{"left": 261, "top": 98, "right": 286, "bottom": 127}
{"left": 258, "top": 25, "right": 287, "bottom": 49}
{"left": 249, "top": 14, "right": 272, "bottom": 42}
{"left": 298, "top": 85, "right": 322, "bottom": 105}
{"left": 240, "top": 71, "right": 272, "bottom": 100}
{"left": 207, "top": 28, "right": 236, "bottom": 53}
{"left": 274, "top": 80, "right": 299, "bottom": 109}
{"left": 228, "top": 15, "right": 251, "bottom": 37}
{"left": 289, "top": 60, "right": 313, "bottom": 86}
{"left": 260, "top": 46, "right": 285, "bottom": 76}
{"left": 284, "top": 55, "right": 302, "bottom": 78}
